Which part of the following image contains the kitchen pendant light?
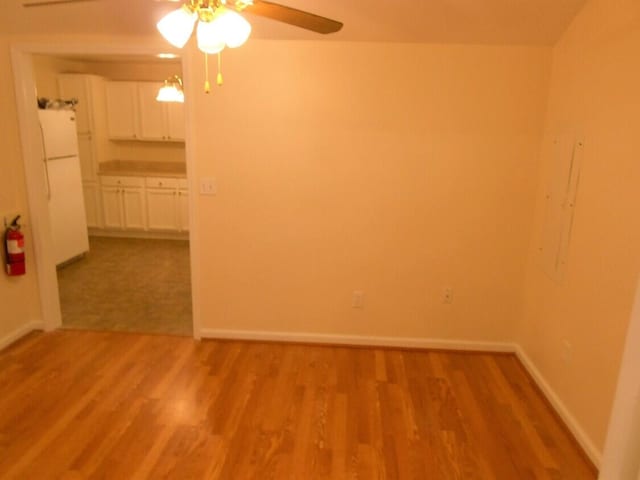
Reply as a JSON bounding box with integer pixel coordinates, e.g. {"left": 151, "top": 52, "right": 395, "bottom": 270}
{"left": 156, "top": 75, "right": 185, "bottom": 103}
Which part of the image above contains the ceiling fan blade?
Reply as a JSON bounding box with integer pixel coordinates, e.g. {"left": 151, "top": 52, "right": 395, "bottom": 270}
{"left": 234, "top": 0, "right": 343, "bottom": 34}
{"left": 23, "top": 0, "right": 97, "bottom": 7}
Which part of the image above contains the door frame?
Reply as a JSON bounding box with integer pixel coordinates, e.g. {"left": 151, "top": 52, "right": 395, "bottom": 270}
{"left": 10, "top": 41, "right": 201, "bottom": 339}
{"left": 599, "top": 277, "right": 640, "bottom": 478}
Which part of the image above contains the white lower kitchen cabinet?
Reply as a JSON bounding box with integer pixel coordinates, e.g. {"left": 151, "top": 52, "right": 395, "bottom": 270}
{"left": 146, "top": 187, "right": 178, "bottom": 231}
{"left": 177, "top": 189, "right": 189, "bottom": 232}
{"left": 82, "top": 182, "right": 102, "bottom": 228}
{"left": 98, "top": 175, "right": 188, "bottom": 235}
{"left": 145, "top": 177, "right": 189, "bottom": 232}
{"left": 122, "top": 188, "right": 146, "bottom": 230}
{"left": 100, "top": 176, "right": 146, "bottom": 231}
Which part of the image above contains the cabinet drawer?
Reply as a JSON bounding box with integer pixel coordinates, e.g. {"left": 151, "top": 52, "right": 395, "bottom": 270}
{"left": 100, "top": 176, "right": 145, "bottom": 188}
{"left": 146, "top": 177, "right": 179, "bottom": 189}
{"left": 177, "top": 179, "right": 188, "bottom": 190}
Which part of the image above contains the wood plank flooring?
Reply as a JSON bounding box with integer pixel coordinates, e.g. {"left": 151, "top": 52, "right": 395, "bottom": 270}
{"left": 0, "top": 331, "right": 597, "bottom": 479}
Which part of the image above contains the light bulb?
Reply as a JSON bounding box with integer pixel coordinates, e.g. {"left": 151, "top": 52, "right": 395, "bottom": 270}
{"left": 217, "top": 10, "right": 251, "bottom": 48}
{"left": 157, "top": 5, "right": 197, "bottom": 49}
{"left": 197, "top": 18, "right": 226, "bottom": 54}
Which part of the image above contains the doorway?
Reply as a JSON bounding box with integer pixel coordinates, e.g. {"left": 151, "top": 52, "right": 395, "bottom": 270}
{"left": 11, "top": 43, "right": 200, "bottom": 338}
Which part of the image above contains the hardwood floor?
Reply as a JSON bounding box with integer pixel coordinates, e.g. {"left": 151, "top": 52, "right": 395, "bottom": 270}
{"left": 0, "top": 331, "right": 597, "bottom": 479}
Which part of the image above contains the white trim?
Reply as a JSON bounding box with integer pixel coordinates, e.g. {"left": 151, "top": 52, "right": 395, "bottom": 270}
{"left": 182, "top": 50, "right": 201, "bottom": 340}
{"left": 200, "top": 328, "right": 516, "bottom": 352}
{"left": 11, "top": 45, "right": 62, "bottom": 331}
{"left": 0, "top": 322, "right": 44, "bottom": 352}
{"left": 88, "top": 229, "right": 189, "bottom": 241}
{"left": 599, "top": 278, "right": 640, "bottom": 479}
{"left": 515, "top": 345, "right": 602, "bottom": 468}
{"left": 9, "top": 41, "right": 200, "bottom": 339}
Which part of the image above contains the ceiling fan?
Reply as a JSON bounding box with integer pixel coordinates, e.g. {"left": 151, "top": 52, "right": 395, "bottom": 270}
{"left": 22, "top": 0, "right": 343, "bottom": 93}
{"left": 21, "top": 0, "right": 343, "bottom": 35}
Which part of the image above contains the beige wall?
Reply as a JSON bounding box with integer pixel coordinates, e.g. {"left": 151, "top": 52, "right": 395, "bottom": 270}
{"left": 190, "top": 41, "right": 550, "bottom": 341}
{"left": 87, "top": 60, "right": 179, "bottom": 82}
{"left": 32, "top": 54, "right": 88, "bottom": 99}
{"left": 0, "top": 37, "right": 44, "bottom": 343}
{"left": 519, "top": 0, "right": 640, "bottom": 455}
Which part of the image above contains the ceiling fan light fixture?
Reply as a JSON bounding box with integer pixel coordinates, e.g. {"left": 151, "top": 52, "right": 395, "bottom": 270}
{"left": 157, "top": 5, "right": 197, "bottom": 49}
{"left": 217, "top": 9, "right": 252, "bottom": 48}
{"left": 196, "top": 14, "right": 226, "bottom": 54}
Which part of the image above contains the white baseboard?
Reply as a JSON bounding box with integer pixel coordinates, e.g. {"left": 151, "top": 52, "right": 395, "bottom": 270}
{"left": 88, "top": 229, "right": 188, "bottom": 241}
{"left": 200, "top": 328, "right": 516, "bottom": 352}
{"left": 515, "top": 345, "right": 602, "bottom": 468}
{"left": 0, "top": 321, "right": 43, "bottom": 352}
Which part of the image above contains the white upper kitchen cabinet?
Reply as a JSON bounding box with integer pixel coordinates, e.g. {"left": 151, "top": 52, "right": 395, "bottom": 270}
{"left": 137, "top": 82, "right": 185, "bottom": 142}
{"left": 105, "top": 81, "right": 139, "bottom": 140}
{"left": 166, "top": 102, "right": 185, "bottom": 141}
{"left": 137, "top": 82, "right": 166, "bottom": 141}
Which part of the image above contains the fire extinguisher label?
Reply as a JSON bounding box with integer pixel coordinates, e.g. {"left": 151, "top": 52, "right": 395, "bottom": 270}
{"left": 7, "top": 239, "right": 23, "bottom": 254}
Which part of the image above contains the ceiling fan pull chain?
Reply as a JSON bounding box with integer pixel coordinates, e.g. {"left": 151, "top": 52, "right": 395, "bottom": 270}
{"left": 217, "top": 52, "right": 223, "bottom": 87}
{"left": 204, "top": 52, "right": 211, "bottom": 94}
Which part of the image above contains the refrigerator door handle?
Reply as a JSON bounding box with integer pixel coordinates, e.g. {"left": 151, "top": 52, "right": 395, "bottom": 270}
{"left": 39, "top": 122, "right": 52, "bottom": 200}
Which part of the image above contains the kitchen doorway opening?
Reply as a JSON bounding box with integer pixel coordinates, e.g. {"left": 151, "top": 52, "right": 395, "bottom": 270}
{"left": 11, "top": 43, "right": 200, "bottom": 338}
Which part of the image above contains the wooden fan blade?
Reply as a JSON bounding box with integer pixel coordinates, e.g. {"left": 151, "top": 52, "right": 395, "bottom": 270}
{"left": 23, "top": 0, "right": 97, "bottom": 7}
{"left": 234, "top": 0, "right": 343, "bottom": 34}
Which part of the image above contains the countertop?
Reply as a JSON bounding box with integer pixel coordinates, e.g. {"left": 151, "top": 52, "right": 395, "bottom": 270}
{"left": 98, "top": 160, "right": 187, "bottom": 178}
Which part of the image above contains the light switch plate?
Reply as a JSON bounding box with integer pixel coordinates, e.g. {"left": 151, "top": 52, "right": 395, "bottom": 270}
{"left": 200, "top": 177, "right": 216, "bottom": 196}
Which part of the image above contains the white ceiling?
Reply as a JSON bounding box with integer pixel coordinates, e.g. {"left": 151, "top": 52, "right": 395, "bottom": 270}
{"left": 1, "top": 0, "right": 586, "bottom": 46}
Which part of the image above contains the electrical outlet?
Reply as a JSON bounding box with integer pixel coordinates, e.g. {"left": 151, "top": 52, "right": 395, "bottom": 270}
{"left": 442, "top": 287, "right": 453, "bottom": 304}
{"left": 352, "top": 291, "right": 364, "bottom": 309}
{"left": 199, "top": 177, "right": 216, "bottom": 196}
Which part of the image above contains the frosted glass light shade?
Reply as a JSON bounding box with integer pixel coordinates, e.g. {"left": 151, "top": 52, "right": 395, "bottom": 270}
{"left": 197, "top": 18, "right": 226, "bottom": 54}
{"left": 156, "top": 85, "right": 185, "bottom": 103}
{"left": 157, "top": 6, "right": 197, "bottom": 49}
{"left": 218, "top": 10, "right": 251, "bottom": 48}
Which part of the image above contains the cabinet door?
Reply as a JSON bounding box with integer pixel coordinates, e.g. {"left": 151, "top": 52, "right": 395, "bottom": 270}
{"left": 58, "top": 75, "right": 92, "bottom": 135}
{"left": 83, "top": 182, "right": 102, "bottom": 229}
{"left": 177, "top": 189, "right": 189, "bottom": 232}
{"left": 166, "top": 102, "right": 185, "bottom": 141}
{"left": 147, "top": 188, "right": 178, "bottom": 231}
{"left": 122, "top": 187, "right": 146, "bottom": 230}
{"left": 77, "top": 134, "right": 97, "bottom": 181}
{"left": 101, "top": 186, "right": 123, "bottom": 229}
{"left": 106, "top": 82, "right": 138, "bottom": 140}
{"left": 137, "top": 82, "right": 166, "bottom": 141}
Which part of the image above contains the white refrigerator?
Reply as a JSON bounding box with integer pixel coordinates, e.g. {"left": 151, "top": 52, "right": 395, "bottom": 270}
{"left": 39, "top": 109, "right": 89, "bottom": 266}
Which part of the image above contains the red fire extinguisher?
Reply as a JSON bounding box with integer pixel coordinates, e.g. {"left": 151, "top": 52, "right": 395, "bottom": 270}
{"left": 4, "top": 216, "right": 26, "bottom": 276}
